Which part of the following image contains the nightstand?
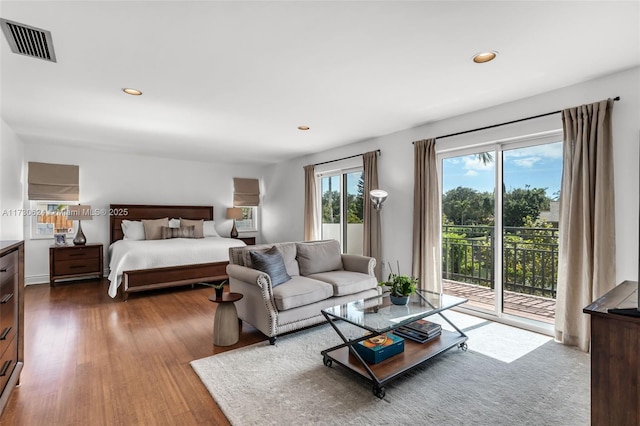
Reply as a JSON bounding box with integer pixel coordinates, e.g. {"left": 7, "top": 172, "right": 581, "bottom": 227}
{"left": 237, "top": 236, "right": 256, "bottom": 245}
{"left": 49, "top": 243, "right": 103, "bottom": 287}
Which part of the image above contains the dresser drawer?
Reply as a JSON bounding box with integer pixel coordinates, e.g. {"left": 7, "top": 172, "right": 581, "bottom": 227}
{"left": 54, "top": 246, "right": 100, "bottom": 261}
{"left": 54, "top": 258, "right": 100, "bottom": 276}
{"left": 0, "top": 277, "right": 16, "bottom": 358}
{"left": 0, "top": 251, "right": 16, "bottom": 278}
{"left": 0, "top": 337, "right": 17, "bottom": 396}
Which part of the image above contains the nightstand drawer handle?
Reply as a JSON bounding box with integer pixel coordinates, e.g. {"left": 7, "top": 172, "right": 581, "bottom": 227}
{"left": 70, "top": 265, "right": 87, "bottom": 269}
{"left": 0, "top": 293, "right": 13, "bottom": 304}
{"left": 0, "top": 268, "right": 6, "bottom": 272}
{"left": 69, "top": 252, "right": 86, "bottom": 256}
{"left": 0, "top": 327, "right": 10, "bottom": 340}
{"left": 0, "top": 360, "right": 12, "bottom": 376}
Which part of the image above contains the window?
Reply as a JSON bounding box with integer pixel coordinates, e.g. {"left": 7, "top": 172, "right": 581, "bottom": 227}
{"left": 30, "top": 201, "right": 76, "bottom": 239}
{"left": 235, "top": 207, "right": 257, "bottom": 232}
{"left": 318, "top": 168, "right": 364, "bottom": 254}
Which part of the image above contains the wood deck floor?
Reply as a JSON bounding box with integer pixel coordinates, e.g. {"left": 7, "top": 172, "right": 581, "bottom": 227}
{"left": 443, "top": 279, "right": 556, "bottom": 324}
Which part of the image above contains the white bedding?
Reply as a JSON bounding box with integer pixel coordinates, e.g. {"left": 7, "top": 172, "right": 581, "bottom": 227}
{"left": 107, "top": 237, "right": 246, "bottom": 298}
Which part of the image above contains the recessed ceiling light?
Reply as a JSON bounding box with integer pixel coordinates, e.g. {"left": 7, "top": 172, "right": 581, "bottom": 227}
{"left": 297, "top": 126, "right": 310, "bottom": 131}
{"left": 122, "top": 88, "right": 142, "bottom": 96}
{"left": 472, "top": 51, "right": 498, "bottom": 63}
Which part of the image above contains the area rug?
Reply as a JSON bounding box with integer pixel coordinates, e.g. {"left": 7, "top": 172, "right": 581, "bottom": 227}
{"left": 191, "top": 317, "right": 589, "bottom": 425}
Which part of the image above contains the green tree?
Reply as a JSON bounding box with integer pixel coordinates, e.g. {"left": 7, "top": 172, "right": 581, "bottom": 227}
{"left": 347, "top": 175, "right": 364, "bottom": 223}
{"left": 442, "top": 186, "right": 494, "bottom": 225}
{"left": 503, "top": 185, "right": 550, "bottom": 227}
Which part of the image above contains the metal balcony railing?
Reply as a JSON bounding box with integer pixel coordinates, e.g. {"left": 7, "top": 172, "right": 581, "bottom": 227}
{"left": 442, "top": 225, "right": 558, "bottom": 299}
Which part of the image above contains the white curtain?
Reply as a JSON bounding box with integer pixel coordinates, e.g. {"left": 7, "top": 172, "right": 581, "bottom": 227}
{"left": 412, "top": 139, "right": 442, "bottom": 293}
{"left": 555, "top": 98, "right": 616, "bottom": 352}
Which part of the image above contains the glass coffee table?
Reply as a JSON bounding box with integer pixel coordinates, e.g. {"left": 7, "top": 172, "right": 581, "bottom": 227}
{"left": 320, "top": 290, "right": 468, "bottom": 398}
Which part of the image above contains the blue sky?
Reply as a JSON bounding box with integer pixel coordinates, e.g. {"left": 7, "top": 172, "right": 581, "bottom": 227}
{"left": 442, "top": 142, "right": 563, "bottom": 198}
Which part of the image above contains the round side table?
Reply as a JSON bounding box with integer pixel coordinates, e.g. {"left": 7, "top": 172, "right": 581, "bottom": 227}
{"left": 209, "top": 292, "right": 243, "bottom": 346}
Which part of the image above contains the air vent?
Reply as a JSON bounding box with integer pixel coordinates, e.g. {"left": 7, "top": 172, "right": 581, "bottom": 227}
{"left": 0, "top": 18, "right": 56, "bottom": 62}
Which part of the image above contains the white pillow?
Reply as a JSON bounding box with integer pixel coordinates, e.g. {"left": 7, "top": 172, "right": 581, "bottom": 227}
{"left": 121, "top": 220, "right": 145, "bottom": 240}
{"left": 168, "top": 218, "right": 181, "bottom": 228}
{"left": 203, "top": 220, "right": 220, "bottom": 237}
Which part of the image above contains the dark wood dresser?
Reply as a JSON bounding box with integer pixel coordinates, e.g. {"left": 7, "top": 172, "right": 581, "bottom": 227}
{"left": 49, "top": 243, "right": 103, "bottom": 286}
{"left": 583, "top": 281, "right": 640, "bottom": 426}
{"left": 0, "top": 241, "right": 23, "bottom": 416}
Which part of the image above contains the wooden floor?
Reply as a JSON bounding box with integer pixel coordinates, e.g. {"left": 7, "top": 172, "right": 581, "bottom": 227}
{"left": 0, "top": 278, "right": 266, "bottom": 426}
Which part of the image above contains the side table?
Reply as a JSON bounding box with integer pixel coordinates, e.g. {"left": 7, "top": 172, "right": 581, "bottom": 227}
{"left": 209, "top": 292, "right": 243, "bottom": 346}
{"left": 49, "top": 243, "right": 103, "bottom": 287}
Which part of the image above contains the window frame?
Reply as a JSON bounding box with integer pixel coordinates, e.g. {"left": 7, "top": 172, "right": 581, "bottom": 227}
{"left": 29, "top": 200, "right": 77, "bottom": 240}
{"left": 235, "top": 206, "right": 258, "bottom": 233}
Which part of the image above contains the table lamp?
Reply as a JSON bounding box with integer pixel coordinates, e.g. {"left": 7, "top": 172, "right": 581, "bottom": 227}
{"left": 226, "top": 207, "right": 242, "bottom": 238}
{"left": 67, "top": 205, "right": 92, "bottom": 245}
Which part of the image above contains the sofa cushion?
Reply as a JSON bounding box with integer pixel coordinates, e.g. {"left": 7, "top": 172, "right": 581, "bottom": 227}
{"left": 243, "top": 243, "right": 300, "bottom": 276}
{"left": 296, "top": 240, "right": 343, "bottom": 276}
{"left": 307, "top": 270, "right": 378, "bottom": 297}
{"left": 249, "top": 246, "right": 291, "bottom": 287}
{"left": 271, "top": 276, "right": 333, "bottom": 311}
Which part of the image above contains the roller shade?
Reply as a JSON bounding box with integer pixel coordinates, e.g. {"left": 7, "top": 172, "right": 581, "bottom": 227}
{"left": 28, "top": 162, "right": 79, "bottom": 201}
{"left": 233, "top": 178, "right": 260, "bottom": 206}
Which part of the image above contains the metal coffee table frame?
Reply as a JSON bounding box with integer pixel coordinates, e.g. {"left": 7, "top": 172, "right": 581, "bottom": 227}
{"left": 320, "top": 290, "right": 468, "bottom": 398}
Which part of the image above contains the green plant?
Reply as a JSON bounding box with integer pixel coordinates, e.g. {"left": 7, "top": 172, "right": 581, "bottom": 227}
{"left": 203, "top": 280, "right": 227, "bottom": 290}
{"left": 378, "top": 262, "right": 418, "bottom": 297}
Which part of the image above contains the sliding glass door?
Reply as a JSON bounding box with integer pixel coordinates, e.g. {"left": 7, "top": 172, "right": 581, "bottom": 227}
{"left": 440, "top": 136, "right": 562, "bottom": 325}
{"left": 320, "top": 169, "right": 364, "bottom": 254}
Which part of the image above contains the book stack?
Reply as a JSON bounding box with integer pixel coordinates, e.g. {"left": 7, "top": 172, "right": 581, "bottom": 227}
{"left": 393, "top": 319, "right": 442, "bottom": 343}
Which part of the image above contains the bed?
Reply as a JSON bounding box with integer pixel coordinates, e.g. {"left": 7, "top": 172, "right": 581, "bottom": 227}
{"left": 108, "top": 204, "right": 246, "bottom": 300}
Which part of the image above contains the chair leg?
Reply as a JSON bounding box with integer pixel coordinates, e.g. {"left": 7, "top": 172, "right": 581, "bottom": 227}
{"left": 269, "top": 336, "right": 277, "bottom": 345}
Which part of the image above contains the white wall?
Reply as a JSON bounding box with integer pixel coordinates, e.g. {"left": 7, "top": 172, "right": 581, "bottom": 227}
{"left": 263, "top": 66, "right": 640, "bottom": 283}
{"left": 0, "top": 118, "right": 25, "bottom": 240}
{"left": 22, "top": 143, "right": 267, "bottom": 284}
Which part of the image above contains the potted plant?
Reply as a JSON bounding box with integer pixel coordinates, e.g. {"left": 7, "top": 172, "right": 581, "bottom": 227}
{"left": 208, "top": 280, "right": 227, "bottom": 299}
{"left": 378, "top": 263, "right": 418, "bottom": 305}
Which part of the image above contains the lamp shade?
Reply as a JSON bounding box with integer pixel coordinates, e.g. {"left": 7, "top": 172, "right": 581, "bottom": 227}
{"left": 66, "top": 205, "right": 92, "bottom": 221}
{"left": 370, "top": 190, "right": 388, "bottom": 210}
{"left": 226, "top": 207, "right": 243, "bottom": 220}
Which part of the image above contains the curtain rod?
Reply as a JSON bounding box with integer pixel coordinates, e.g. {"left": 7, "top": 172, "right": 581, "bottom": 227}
{"left": 312, "top": 149, "right": 380, "bottom": 167}
{"left": 413, "top": 96, "right": 620, "bottom": 143}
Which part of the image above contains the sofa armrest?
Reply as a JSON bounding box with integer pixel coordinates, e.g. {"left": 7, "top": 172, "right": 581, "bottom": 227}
{"left": 341, "top": 254, "right": 376, "bottom": 276}
{"left": 226, "top": 264, "right": 279, "bottom": 337}
{"left": 227, "top": 264, "right": 269, "bottom": 288}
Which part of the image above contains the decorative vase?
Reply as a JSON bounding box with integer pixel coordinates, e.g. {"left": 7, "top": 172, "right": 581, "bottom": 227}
{"left": 390, "top": 294, "right": 410, "bottom": 305}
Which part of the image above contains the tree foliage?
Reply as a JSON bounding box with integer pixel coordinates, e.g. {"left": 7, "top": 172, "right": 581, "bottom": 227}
{"left": 443, "top": 185, "right": 552, "bottom": 227}
{"left": 321, "top": 174, "right": 364, "bottom": 224}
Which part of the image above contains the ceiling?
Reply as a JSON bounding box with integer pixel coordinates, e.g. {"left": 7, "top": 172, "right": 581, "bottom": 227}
{"left": 1, "top": 1, "right": 638, "bottom": 165}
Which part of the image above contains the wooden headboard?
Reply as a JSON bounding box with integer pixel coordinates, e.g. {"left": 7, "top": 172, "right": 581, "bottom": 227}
{"left": 109, "top": 204, "right": 214, "bottom": 245}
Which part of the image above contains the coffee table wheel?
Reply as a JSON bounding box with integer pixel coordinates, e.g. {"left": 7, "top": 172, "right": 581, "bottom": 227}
{"left": 459, "top": 342, "right": 468, "bottom": 352}
{"left": 323, "top": 355, "right": 332, "bottom": 367}
{"left": 373, "top": 385, "right": 385, "bottom": 399}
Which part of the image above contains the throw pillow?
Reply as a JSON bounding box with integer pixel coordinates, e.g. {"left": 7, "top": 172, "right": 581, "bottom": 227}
{"left": 121, "top": 220, "right": 145, "bottom": 240}
{"left": 179, "top": 218, "right": 204, "bottom": 238}
{"left": 142, "top": 217, "right": 169, "bottom": 240}
{"left": 249, "top": 246, "right": 291, "bottom": 287}
{"left": 296, "top": 240, "right": 343, "bottom": 276}
{"left": 203, "top": 220, "right": 220, "bottom": 237}
{"left": 160, "top": 225, "right": 196, "bottom": 239}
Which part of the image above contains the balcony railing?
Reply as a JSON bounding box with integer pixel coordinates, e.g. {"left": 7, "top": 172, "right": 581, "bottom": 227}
{"left": 442, "top": 225, "right": 559, "bottom": 299}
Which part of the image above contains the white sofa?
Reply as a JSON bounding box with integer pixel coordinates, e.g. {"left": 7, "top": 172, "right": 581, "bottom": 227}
{"left": 227, "top": 240, "right": 381, "bottom": 344}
